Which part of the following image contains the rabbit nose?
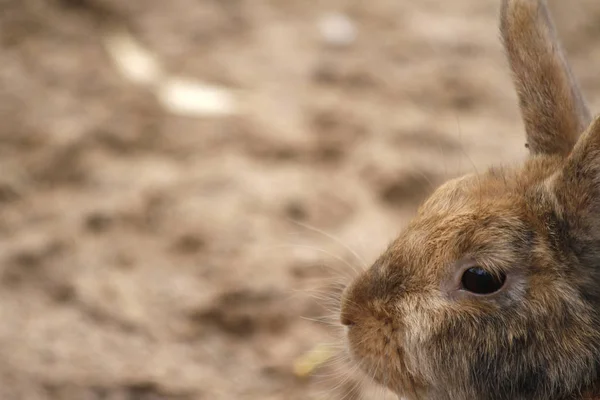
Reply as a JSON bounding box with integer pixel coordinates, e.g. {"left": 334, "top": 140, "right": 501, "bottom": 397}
{"left": 340, "top": 310, "right": 355, "bottom": 326}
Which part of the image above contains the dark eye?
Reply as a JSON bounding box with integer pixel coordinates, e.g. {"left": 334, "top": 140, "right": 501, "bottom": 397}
{"left": 461, "top": 267, "right": 506, "bottom": 294}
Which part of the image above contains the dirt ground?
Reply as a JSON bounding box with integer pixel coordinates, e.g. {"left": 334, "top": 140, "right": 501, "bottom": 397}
{"left": 1, "top": 0, "right": 600, "bottom": 399}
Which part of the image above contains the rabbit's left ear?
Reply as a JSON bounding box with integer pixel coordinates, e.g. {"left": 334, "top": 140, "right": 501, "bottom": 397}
{"left": 554, "top": 116, "right": 600, "bottom": 215}
{"left": 500, "top": 0, "right": 591, "bottom": 157}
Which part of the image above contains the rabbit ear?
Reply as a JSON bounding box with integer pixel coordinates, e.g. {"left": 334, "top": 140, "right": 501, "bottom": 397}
{"left": 500, "top": 0, "right": 591, "bottom": 156}
{"left": 555, "top": 116, "right": 600, "bottom": 213}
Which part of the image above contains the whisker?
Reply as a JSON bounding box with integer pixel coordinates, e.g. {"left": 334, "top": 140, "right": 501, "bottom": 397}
{"left": 319, "top": 359, "right": 362, "bottom": 398}
{"left": 276, "top": 242, "right": 361, "bottom": 278}
{"left": 299, "top": 315, "right": 342, "bottom": 327}
{"left": 288, "top": 219, "right": 369, "bottom": 269}
{"left": 410, "top": 168, "right": 437, "bottom": 193}
{"left": 454, "top": 115, "right": 485, "bottom": 209}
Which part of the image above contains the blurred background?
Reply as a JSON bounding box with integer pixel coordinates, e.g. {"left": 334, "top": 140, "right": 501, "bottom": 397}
{"left": 1, "top": 0, "right": 600, "bottom": 399}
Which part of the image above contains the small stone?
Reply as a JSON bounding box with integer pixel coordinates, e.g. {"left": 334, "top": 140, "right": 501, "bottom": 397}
{"left": 318, "top": 12, "right": 357, "bottom": 48}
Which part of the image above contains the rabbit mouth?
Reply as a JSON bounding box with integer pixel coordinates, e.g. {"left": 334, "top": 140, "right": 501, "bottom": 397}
{"left": 344, "top": 317, "right": 424, "bottom": 397}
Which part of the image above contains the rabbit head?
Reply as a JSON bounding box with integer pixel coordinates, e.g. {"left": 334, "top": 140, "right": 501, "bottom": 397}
{"left": 340, "top": 1, "right": 600, "bottom": 399}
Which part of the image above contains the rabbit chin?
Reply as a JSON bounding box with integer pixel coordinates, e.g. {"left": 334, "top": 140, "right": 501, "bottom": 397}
{"left": 344, "top": 316, "right": 426, "bottom": 398}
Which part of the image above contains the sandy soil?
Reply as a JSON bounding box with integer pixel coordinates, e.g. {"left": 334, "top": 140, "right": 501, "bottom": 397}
{"left": 1, "top": 0, "right": 600, "bottom": 399}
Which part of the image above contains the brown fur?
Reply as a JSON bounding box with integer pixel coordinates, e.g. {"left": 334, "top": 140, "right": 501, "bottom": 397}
{"left": 500, "top": 0, "right": 591, "bottom": 155}
{"left": 340, "top": 1, "right": 600, "bottom": 399}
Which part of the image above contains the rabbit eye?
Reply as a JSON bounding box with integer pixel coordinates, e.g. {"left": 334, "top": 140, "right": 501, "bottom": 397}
{"left": 461, "top": 267, "right": 506, "bottom": 294}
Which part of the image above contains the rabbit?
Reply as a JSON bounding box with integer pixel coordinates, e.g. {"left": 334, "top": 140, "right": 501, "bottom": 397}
{"left": 339, "top": 0, "right": 600, "bottom": 399}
